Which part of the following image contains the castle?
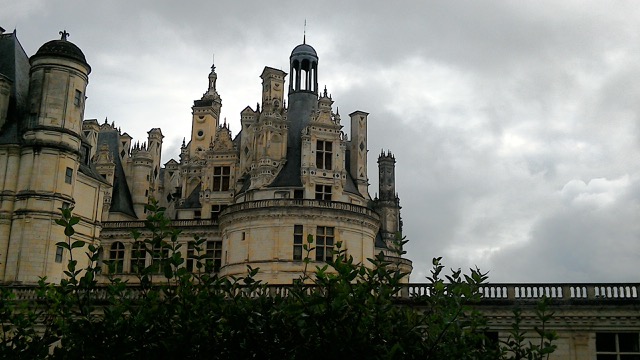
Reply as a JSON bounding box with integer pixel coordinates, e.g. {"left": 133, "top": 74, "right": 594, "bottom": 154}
{"left": 1, "top": 29, "right": 639, "bottom": 360}
{"left": 0, "top": 29, "right": 411, "bottom": 284}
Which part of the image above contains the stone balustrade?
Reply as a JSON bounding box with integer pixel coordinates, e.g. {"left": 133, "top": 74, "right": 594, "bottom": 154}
{"left": 221, "top": 199, "right": 380, "bottom": 219}
{"left": 4, "top": 283, "right": 638, "bottom": 303}
{"left": 103, "top": 219, "right": 219, "bottom": 229}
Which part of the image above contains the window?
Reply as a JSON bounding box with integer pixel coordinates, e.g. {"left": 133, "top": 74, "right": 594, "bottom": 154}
{"left": 186, "top": 242, "right": 197, "bottom": 272}
{"left": 293, "top": 225, "right": 303, "bottom": 261}
{"left": 64, "top": 167, "right": 73, "bottom": 184}
{"left": 597, "top": 333, "right": 640, "bottom": 359}
{"left": 151, "top": 242, "right": 169, "bottom": 273}
{"left": 315, "top": 184, "right": 331, "bottom": 201}
{"left": 186, "top": 240, "right": 222, "bottom": 272}
{"left": 316, "top": 140, "right": 332, "bottom": 170}
{"left": 206, "top": 240, "right": 222, "bottom": 272}
{"left": 55, "top": 245, "right": 64, "bottom": 263}
{"left": 130, "top": 242, "right": 146, "bottom": 273}
{"left": 213, "top": 166, "right": 231, "bottom": 191}
{"left": 194, "top": 210, "right": 201, "bottom": 219}
{"left": 210, "top": 204, "right": 226, "bottom": 220}
{"left": 315, "top": 226, "right": 334, "bottom": 262}
{"left": 109, "top": 242, "right": 125, "bottom": 273}
{"left": 74, "top": 90, "right": 82, "bottom": 106}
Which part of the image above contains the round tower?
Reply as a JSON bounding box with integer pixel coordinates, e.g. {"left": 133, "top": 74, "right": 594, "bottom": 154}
{"left": 5, "top": 31, "right": 92, "bottom": 283}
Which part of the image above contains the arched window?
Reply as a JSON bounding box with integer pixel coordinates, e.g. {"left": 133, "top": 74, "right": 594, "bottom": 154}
{"left": 109, "top": 242, "right": 125, "bottom": 273}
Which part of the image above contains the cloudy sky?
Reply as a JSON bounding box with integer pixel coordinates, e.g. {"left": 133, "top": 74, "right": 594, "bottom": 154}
{"left": 5, "top": 0, "right": 639, "bottom": 283}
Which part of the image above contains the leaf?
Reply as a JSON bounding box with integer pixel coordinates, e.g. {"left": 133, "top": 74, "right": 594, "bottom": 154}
{"left": 71, "top": 240, "right": 85, "bottom": 249}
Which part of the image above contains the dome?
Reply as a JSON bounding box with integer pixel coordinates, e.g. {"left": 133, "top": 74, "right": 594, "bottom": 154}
{"left": 32, "top": 38, "right": 91, "bottom": 71}
{"left": 290, "top": 43, "right": 317, "bottom": 59}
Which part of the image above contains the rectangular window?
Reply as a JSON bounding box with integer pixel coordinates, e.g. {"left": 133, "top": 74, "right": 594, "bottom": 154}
{"left": 316, "top": 140, "right": 332, "bottom": 170}
{"left": 206, "top": 240, "right": 222, "bottom": 272}
{"left": 152, "top": 242, "right": 169, "bottom": 273}
{"left": 130, "top": 242, "right": 146, "bottom": 274}
{"left": 315, "top": 226, "right": 334, "bottom": 262}
{"left": 187, "top": 240, "right": 222, "bottom": 272}
{"left": 315, "top": 184, "right": 331, "bottom": 201}
{"left": 109, "top": 242, "right": 125, "bottom": 274}
{"left": 212, "top": 166, "right": 231, "bottom": 191}
{"left": 186, "top": 242, "right": 196, "bottom": 272}
{"left": 596, "top": 332, "right": 640, "bottom": 359}
{"left": 55, "top": 245, "right": 64, "bottom": 263}
{"left": 65, "top": 167, "right": 73, "bottom": 184}
{"left": 74, "top": 89, "right": 82, "bottom": 106}
{"left": 210, "top": 204, "right": 226, "bottom": 220}
{"left": 194, "top": 210, "right": 201, "bottom": 219}
{"left": 293, "top": 225, "right": 303, "bottom": 261}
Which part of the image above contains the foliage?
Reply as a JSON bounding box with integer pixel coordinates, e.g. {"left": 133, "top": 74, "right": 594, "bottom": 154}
{"left": 0, "top": 203, "right": 556, "bottom": 359}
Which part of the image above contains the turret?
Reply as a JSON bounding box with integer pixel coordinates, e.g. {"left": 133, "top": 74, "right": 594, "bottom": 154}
{"left": 147, "top": 128, "right": 163, "bottom": 196}
{"left": 5, "top": 31, "right": 92, "bottom": 283}
{"left": 349, "top": 111, "right": 370, "bottom": 199}
{"left": 131, "top": 142, "right": 153, "bottom": 217}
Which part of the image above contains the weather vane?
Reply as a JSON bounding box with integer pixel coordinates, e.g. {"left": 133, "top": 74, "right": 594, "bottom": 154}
{"left": 59, "top": 30, "right": 69, "bottom": 41}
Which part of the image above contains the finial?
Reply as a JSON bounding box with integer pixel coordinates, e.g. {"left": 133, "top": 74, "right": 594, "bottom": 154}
{"left": 182, "top": 137, "right": 186, "bottom": 147}
{"left": 59, "top": 30, "right": 69, "bottom": 41}
{"left": 323, "top": 85, "right": 328, "bottom": 97}
{"left": 211, "top": 53, "right": 216, "bottom": 71}
{"left": 104, "top": 117, "right": 108, "bottom": 124}
{"left": 224, "top": 117, "right": 227, "bottom": 127}
{"left": 336, "top": 107, "right": 340, "bottom": 115}
{"left": 303, "top": 19, "right": 307, "bottom": 44}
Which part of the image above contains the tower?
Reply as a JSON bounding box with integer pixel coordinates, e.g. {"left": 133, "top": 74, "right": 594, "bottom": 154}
{"left": 376, "top": 151, "right": 402, "bottom": 255}
{"left": 190, "top": 62, "right": 221, "bottom": 157}
{"left": 4, "top": 31, "right": 94, "bottom": 283}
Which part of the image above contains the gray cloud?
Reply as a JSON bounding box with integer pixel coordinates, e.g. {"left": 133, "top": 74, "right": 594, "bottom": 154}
{"left": 5, "top": 0, "right": 639, "bottom": 283}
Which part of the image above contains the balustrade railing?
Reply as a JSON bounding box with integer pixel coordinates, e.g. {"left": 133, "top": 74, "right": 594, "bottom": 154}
{"left": 5, "top": 283, "right": 638, "bottom": 302}
{"left": 103, "top": 219, "right": 218, "bottom": 229}
{"left": 221, "top": 199, "right": 379, "bottom": 219}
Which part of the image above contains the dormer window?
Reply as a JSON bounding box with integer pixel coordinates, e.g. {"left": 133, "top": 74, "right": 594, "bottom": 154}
{"left": 316, "top": 140, "right": 332, "bottom": 170}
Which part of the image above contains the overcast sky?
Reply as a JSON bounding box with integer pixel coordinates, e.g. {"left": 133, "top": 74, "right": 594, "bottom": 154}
{"left": 5, "top": 0, "right": 639, "bottom": 283}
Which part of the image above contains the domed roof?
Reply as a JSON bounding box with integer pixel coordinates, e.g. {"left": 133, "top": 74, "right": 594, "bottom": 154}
{"left": 31, "top": 35, "right": 90, "bottom": 71}
{"left": 290, "top": 43, "right": 317, "bottom": 59}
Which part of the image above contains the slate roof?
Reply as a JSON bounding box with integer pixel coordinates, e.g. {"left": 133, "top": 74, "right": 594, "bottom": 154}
{"left": 97, "top": 129, "right": 137, "bottom": 218}
{"left": 0, "top": 31, "right": 30, "bottom": 142}
{"left": 179, "top": 183, "right": 201, "bottom": 209}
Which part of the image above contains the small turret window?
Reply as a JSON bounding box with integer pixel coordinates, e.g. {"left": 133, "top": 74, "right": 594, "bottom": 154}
{"left": 65, "top": 167, "right": 73, "bottom": 184}
{"left": 55, "top": 245, "right": 64, "bottom": 263}
{"left": 74, "top": 90, "right": 82, "bottom": 106}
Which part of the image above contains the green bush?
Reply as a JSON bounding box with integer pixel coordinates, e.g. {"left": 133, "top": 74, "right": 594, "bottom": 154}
{"left": 0, "top": 203, "right": 555, "bottom": 359}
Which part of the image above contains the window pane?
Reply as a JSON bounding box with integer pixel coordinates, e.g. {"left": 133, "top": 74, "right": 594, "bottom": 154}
{"left": 597, "top": 333, "right": 617, "bottom": 352}
{"left": 620, "top": 355, "right": 640, "bottom": 360}
{"left": 597, "top": 356, "right": 617, "bottom": 360}
{"left": 619, "top": 333, "right": 640, "bottom": 352}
